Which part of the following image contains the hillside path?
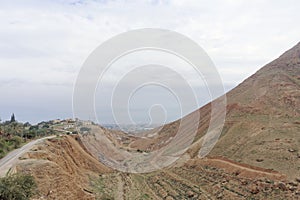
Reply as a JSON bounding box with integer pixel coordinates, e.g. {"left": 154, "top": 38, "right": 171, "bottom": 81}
{"left": 0, "top": 136, "right": 55, "bottom": 177}
{"left": 206, "top": 157, "right": 284, "bottom": 177}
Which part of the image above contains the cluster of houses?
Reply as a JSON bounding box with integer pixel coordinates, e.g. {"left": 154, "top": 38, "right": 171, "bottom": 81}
{"left": 48, "top": 118, "right": 94, "bottom": 134}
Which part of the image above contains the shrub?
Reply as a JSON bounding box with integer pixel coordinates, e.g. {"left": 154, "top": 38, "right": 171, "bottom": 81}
{"left": 10, "top": 136, "right": 23, "bottom": 148}
{"left": 0, "top": 173, "right": 37, "bottom": 200}
{"left": 80, "top": 127, "right": 91, "bottom": 132}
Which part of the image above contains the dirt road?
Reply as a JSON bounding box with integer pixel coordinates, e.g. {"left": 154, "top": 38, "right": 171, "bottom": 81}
{"left": 204, "top": 157, "right": 285, "bottom": 178}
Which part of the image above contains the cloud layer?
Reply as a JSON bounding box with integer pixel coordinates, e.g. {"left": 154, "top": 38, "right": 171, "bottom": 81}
{"left": 1, "top": 0, "right": 300, "bottom": 123}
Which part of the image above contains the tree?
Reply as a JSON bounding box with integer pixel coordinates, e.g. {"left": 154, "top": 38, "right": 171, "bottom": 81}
{"left": 0, "top": 118, "right": 2, "bottom": 135}
{"left": 10, "top": 114, "right": 16, "bottom": 123}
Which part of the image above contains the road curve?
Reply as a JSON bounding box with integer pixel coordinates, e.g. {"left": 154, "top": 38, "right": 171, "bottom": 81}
{"left": 0, "top": 136, "right": 55, "bottom": 177}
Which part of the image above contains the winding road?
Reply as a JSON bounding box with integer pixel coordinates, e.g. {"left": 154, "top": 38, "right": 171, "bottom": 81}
{"left": 0, "top": 136, "right": 55, "bottom": 177}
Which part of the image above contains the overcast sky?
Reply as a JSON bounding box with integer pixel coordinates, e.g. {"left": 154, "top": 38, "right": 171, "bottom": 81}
{"left": 0, "top": 0, "right": 300, "bottom": 124}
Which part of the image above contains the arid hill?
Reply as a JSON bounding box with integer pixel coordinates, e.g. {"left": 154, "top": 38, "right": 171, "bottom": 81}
{"left": 129, "top": 42, "right": 300, "bottom": 180}
{"left": 13, "top": 42, "right": 300, "bottom": 199}
{"left": 17, "top": 135, "right": 111, "bottom": 199}
{"left": 207, "top": 42, "right": 300, "bottom": 180}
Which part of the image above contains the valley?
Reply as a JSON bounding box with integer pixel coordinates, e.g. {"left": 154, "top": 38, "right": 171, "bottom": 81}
{"left": 1, "top": 42, "right": 300, "bottom": 199}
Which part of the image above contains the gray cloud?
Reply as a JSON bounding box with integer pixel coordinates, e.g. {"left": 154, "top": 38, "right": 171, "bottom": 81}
{"left": 1, "top": 0, "right": 300, "bottom": 123}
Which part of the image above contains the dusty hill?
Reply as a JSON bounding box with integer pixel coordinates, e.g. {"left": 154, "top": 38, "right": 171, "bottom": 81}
{"left": 15, "top": 134, "right": 299, "bottom": 199}
{"left": 206, "top": 42, "right": 300, "bottom": 180}
{"left": 69, "top": 42, "right": 300, "bottom": 199}
{"left": 10, "top": 42, "right": 300, "bottom": 199}
{"left": 16, "top": 135, "right": 111, "bottom": 199}
{"left": 129, "top": 42, "right": 300, "bottom": 180}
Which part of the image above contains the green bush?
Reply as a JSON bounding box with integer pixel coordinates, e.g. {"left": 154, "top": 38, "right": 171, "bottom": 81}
{"left": 0, "top": 137, "right": 25, "bottom": 159}
{"left": 80, "top": 127, "right": 91, "bottom": 132}
{"left": 10, "top": 136, "right": 23, "bottom": 149}
{"left": 0, "top": 173, "right": 37, "bottom": 200}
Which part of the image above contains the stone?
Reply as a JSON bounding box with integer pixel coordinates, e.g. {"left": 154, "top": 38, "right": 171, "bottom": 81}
{"left": 250, "top": 185, "right": 260, "bottom": 194}
{"left": 288, "top": 186, "right": 297, "bottom": 192}
{"left": 217, "top": 193, "right": 223, "bottom": 199}
{"left": 241, "top": 180, "right": 248, "bottom": 185}
{"left": 165, "top": 196, "right": 174, "bottom": 200}
{"left": 186, "top": 190, "right": 195, "bottom": 198}
{"left": 277, "top": 182, "right": 287, "bottom": 191}
{"left": 289, "top": 181, "right": 298, "bottom": 187}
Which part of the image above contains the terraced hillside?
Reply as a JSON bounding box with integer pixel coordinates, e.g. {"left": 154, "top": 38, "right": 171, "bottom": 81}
{"left": 88, "top": 159, "right": 299, "bottom": 199}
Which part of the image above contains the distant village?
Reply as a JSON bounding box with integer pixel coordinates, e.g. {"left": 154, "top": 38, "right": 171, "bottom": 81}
{"left": 0, "top": 114, "right": 95, "bottom": 139}
{"left": 37, "top": 118, "right": 94, "bottom": 135}
{"left": 0, "top": 113, "right": 158, "bottom": 140}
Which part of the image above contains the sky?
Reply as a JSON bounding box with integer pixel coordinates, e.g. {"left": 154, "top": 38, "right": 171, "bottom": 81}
{"left": 0, "top": 0, "right": 300, "bottom": 124}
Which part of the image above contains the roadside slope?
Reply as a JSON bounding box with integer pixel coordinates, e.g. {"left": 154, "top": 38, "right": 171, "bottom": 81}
{"left": 16, "top": 135, "right": 112, "bottom": 200}
{"left": 0, "top": 136, "right": 55, "bottom": 177}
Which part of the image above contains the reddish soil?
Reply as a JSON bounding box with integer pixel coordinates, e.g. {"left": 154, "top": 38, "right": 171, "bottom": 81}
{"left": 188, "top": 156, "right": 286, "bottom": 181}
{"left": 17, "top": 135, "right": 112, "bottom": 200}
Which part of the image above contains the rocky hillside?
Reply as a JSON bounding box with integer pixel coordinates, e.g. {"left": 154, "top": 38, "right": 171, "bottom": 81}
{"left": 123, "top": 42, "right": 300, "bottom": 180}
{"left": 207, "top": 42, "right": 300, "bottom": 180}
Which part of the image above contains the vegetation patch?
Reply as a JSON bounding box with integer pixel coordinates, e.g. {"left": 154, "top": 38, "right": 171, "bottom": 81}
{"left": 0, "top": 114, "right": 59, "bottom": 158}
{"left": 0, "top": 173, "right": 37, "bottom": 200}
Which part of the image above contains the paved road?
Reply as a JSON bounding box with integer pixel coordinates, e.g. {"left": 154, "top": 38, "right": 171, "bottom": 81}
{"left": 0, "top": 136, "right": 55, "bottom": 177}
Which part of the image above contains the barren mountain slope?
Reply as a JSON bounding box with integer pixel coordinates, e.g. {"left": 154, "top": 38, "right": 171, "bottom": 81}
{"left": 14, "top": 43, "right": 299, "bottom": 200}
{"left": 208, "top": 42, "right": 300, "bottom": 180}
{"left": 67, "top": 43, "right": 300, "bottom": 199}
{"left": 128, "top": 42, "right": 300, "bottom": 180}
